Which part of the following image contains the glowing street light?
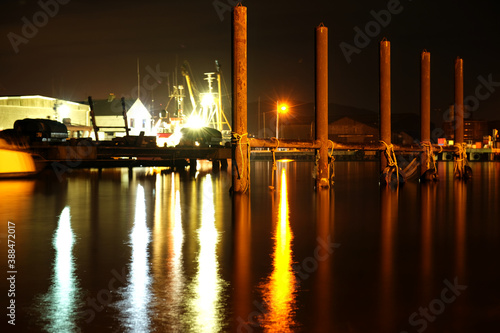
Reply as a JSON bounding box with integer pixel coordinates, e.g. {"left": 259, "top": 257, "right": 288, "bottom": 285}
{"left": 276, "top": 102, "right": 288, "bottom": 139}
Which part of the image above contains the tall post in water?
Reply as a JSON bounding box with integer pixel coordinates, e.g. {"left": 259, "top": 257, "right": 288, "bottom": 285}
{"left": 453, "top": 57, "right": 470, "bottom": 178}
{"left": 420, "top": 51, "right": 433, "bottom": 179}
{"left": 315, "top": 23, "right": 329, "bottom": 189}
{"left": 232, "top": 5, "right": 249, "bottom": 193}
{"left": 380, "top": 40, "right": 391, "bottom": 172}
{"left": 421, "top": 51, "right": 431, "bottom": 144}
{"left": 454, "top": 57, "right": 464, "bottom": 144}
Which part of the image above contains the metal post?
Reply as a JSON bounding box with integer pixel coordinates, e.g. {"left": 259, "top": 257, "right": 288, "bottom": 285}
{"left": 420, "top": 51, "right": 432, "bottom": 177}
{"left": 454, "top": 57, "right": 464, "bottom": 144}
{"left": 263, "top": 113, "right": 266, "bottom": 138}
{"left": 380, "top": 40, "right": 391, "bottom": 172}
{"left": 276, "top": 101, "right": 279, "bottom": 139}
{"left": 315, "top": 24, "right": 329, "bottom": 188}
{"left": 217, "top": 71, "right": 223, "bottom": 131}
{"left": 232, "top": 5, "right": 249, "bottom": 193}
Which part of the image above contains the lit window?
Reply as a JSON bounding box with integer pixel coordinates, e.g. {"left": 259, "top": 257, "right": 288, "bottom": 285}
{"left": 130, "top": 118, "right": 135, "bottom": 128}
{"left": 142, "top": 119, "right": 146, "bottom": 128}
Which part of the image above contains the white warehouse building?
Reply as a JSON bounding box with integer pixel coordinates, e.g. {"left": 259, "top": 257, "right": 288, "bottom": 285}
{"left": 0, "top": 95, "right": 90, "bottom": 131}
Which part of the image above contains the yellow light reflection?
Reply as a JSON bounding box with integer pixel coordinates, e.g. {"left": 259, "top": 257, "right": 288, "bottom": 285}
{"left": 261, "top": 168, "right": 297, "bottom": 332}
{"left": 168, "top": 173, "right": 185, "bottom": 323}
{"left": 0, "top": 142, "right": 36, "bottom": 175}
{"left": 151, "top": 172, "right": 185, "bottom": 329}
{"left": 41, "top": 206, "right": 79, "bottom": 332}
{"left": 122, "top": 185, "right": 151, "bottom": 332}
{"left": 187, "top": 174, "right": 226, "bottom": 332}
{"left": 0, "top": 179, "right": 35, "bottom": 224}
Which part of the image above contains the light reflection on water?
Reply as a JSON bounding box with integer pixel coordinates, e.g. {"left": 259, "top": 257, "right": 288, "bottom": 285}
{"left": 184, "top": 173, "right": 227, "bottom": 332}
{"left": 260, "top": 168, "right": 297, "bottom": 332}
{"left": 39, "top": 206, "right": 79, "bottom": 333}
{"left": 119, "top": 185, "right": 152, "bottom": 332}
{"left": 3, "top": 162, "right": 500, "bottom": 332}
{"left": 151, "top": 172, "right": 186, "bottom": 330}
{"left": 169, "top": 173, "right": 185, "bottom": 324}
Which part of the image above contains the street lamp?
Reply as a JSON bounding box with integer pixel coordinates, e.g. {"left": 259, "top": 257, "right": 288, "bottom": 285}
{"left": 276, "top": 102, "right": 287, "bottom": 139}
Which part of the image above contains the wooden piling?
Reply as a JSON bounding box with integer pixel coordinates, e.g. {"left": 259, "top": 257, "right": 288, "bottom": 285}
{"left": 315, "top": 24, "right": 329, "bottom": 189}
{"left": 421, "top": 51, "right": 431, "bottom": 144}
{"left": 232, "top": 5, "right": 249, "bottom": 193}
{"left": 454, "top": 57, "right": 464, "bottom": 144}
{"left": 420, "top": 51, "right": 435, "bottom": 179}
{"left": 453, "top": 57, "right": 471, "bottom": 179}
{"left": 380, "top": 40, "right": 391, "bottom": 171}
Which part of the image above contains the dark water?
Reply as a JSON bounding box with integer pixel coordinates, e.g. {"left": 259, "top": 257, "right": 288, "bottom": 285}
{"left": 1, "top": 161, "right": 500, "bottom": 332}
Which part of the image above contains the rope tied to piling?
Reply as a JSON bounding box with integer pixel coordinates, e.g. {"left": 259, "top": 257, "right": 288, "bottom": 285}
{"left": 231, "top": 132, "right": 250, "bottom": 191}
{"left": 328, "top": 140, "right": 335, "bottom": 183}
{"left": 380, "top": 140, "right": 399, "bottom": 183}
{"left": 270, "top": 137, "right": 280, "bottom": 148}
{"left": 454, "top": 142, "right": 468, "bottom": 178}
{"left": 421, "top": 141, "right": 437, "bottom": 172}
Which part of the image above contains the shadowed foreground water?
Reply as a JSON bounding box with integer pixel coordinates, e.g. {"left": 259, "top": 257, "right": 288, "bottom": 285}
{"left": 1, "top": 161, "right": 499, "bottom": 332}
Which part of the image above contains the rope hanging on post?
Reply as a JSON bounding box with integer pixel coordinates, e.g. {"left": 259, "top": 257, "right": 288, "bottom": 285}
{"left": 328, "top": 140, "right": 335, "bottom": 184}
{"left": 454, "top": 142, "right": 469, "bottom": 178}
{"left": 421, "top": 141, "right": 437, "bottom": 171}
{"left": 231, "top": 132, "right": 248, "bottom": 191}
{"left": 380, "top": 140, "right": 399, "bottom": 183}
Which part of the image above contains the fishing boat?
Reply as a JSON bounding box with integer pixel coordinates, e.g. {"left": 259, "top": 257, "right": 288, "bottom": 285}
{"left": 0, "top": 137, "right": 37, "bottom": 178}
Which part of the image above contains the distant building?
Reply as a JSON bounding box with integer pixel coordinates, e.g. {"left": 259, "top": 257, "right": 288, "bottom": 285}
{"left": 0, "top": 95, "right": 90, "bottom": 131}
{"left": 443, "top": 120, "right": 489, "bottom": 143}
{"left": 91, "top": 97, "right": 154, "bottom": 140}
{"left": 328, "top": 116, "right": 379, "bottom": 143}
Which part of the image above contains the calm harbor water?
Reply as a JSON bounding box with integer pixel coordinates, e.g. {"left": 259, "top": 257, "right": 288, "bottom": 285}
{"left": 1, "top": 161, "right": 500, "bottom": 332}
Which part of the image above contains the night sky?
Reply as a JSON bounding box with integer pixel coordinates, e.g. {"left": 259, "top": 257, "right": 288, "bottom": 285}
{"left": 1, "top": 0, "right": 500, "bottom": 122}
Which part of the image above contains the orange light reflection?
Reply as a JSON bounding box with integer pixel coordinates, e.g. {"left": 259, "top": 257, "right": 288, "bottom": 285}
{"left": 261, "top": 168, "right": 297, "bottom": 332}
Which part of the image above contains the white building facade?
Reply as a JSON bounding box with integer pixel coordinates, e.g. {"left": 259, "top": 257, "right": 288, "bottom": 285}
{"left": 0, "top": 95, "right": 90, "bottom": 131}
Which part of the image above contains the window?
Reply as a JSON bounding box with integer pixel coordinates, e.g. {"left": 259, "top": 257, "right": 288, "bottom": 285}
{"left": 142, "top": 119, "right": 146, "bottom": 128}
{"left": 130, "top": 118, "right": 135, "bottom": 128}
